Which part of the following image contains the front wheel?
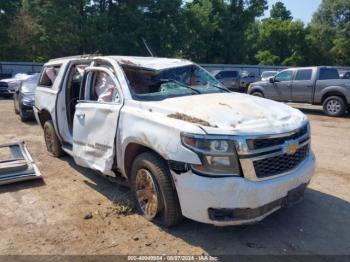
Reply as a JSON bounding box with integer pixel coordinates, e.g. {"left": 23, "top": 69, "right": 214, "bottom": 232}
{"left": 251, "top": 91, "right": 264, "bottom": 98}
{"left": 322, "top": 96, "right": 346, "bottom": 117}
{"left": 130, "top": 152, "right": 183, "bottom": 227}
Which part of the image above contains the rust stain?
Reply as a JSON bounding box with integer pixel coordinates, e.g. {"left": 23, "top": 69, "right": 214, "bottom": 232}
{"left": 168, "top": 113, "right": 217, "bottom": 128}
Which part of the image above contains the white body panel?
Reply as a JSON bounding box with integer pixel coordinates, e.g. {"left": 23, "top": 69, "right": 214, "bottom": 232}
{"left": 173, "top": 152, "right": 315, "bottom": 226}
{"left": 73, "top": 102, "right": 122, "bottom": 175}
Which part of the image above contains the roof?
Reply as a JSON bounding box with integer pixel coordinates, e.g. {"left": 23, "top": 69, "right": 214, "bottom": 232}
{"left": 110, "top": 56, "right": 193, "bottom": 70}
{"left": 47, "top": 55, "right": 193, "bottom": 70}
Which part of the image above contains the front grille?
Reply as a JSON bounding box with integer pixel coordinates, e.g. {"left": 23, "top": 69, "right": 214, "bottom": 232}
{"left": 249, "top": 125, "right": 308, "bottom": 150}
{"left": 253, "top": 144, "right": 309, "bottom": 178}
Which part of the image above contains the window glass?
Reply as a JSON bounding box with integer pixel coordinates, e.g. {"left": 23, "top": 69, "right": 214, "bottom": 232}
{"left": 39, "top": 65, "right": 61, "bottom": 87}
{"left": 91, "top": 71, "right": 119, "bottom": 103}
{"left": 275, "top": 70, "right": 293, "bottom": 82}
{"left": 319, "top": 68, "right": 339, "bottom": 80}
{"left": 122, "top": 64, "right": 226, "bottom": 101}
{"left": 224, "top": 71, "right": 238, "bottom": 78}
{"left": 295, "top": 69, "right": 312, "bottom": 81}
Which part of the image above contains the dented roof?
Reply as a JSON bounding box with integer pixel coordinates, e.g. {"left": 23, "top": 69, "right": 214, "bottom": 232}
{"left": 47, "top": 55, "right": 193, "bottom": 71}
{"left": 110, "top": 56, "right": 193, "bottom": 70}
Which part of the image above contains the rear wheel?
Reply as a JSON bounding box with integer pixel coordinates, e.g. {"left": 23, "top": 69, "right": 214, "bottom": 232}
{"left": 43, "top": 120, "right": 64, "bottom": 157}
{"left": 130, "top": 152, "right": 183, "bottom": 227}
{"left": 322, "top": 96, "right": 346, "bottom": 117}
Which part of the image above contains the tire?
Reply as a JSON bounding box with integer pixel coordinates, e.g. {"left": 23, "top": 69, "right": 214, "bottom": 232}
{"left": 19, "top": 110, "right": 30, "bottom": 122}
{"left": 322, "top": 96, "right": 346, "bottom": 117}
{"left": 43, "top": 120, "right": 64, "bottom": 157}
{"left": 13, "top": 94, "right": 20, "bottom": 115}
{"left": 251, "top": 91, "right": 264, "bottom": 98}
{"left": 130, "top": 152, "right": 183, "bottom": 227}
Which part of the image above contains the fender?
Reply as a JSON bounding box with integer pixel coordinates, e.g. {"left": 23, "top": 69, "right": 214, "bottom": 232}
{"left": 248, "top": 85, "right": 265, "bottom": 95}
{"left": 315, "top": 85, "right": 350, "bottom": 104}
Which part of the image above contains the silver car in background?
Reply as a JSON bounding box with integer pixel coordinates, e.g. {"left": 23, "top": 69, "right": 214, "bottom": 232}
{"left": 261, "top": 71, "right": 278, "bottom": 81}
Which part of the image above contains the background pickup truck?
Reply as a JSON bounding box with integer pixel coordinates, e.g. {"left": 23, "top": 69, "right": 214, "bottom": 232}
{"left": 248, "top": 66, "right": 350, "bottom": 116}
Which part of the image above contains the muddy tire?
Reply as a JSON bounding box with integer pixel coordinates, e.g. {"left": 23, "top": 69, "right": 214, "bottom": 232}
{"left": 130, "top": 152, "right": 183, "bottom": 227}
{"left": 322, "top": 96, "right": 346, "bottom": 117}
{"left": 251, "top": 91, "right": 264, "bottom": 98}
{"left": 43, "top": 120, "right": 64, "bottom": 157}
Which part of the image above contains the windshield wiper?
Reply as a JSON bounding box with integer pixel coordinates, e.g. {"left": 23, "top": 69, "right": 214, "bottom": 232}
{"left": 159, "top": 79, "right": 201, "bottom": 94}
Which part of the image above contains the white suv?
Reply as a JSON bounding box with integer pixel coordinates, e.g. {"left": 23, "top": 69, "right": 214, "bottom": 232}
{"left": 34, "top": 55, "right": 315, "bottom": 226}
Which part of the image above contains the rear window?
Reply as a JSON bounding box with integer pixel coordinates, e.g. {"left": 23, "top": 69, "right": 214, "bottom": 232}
{"left": 295, "top": 69, "right": 312, "bottom": 81}
{"left": 39, "top": 65, "right": 62, "bottom": 87}
{"left": 319, "top": 68, "right": 339, "bottom": 80}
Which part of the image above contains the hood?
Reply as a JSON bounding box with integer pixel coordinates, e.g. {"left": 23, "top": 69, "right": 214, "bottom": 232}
{"left": 141, "top": 93, "right": 307, "bottom": 135}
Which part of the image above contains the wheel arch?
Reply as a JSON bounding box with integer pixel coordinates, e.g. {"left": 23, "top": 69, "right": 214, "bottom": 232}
{"left": 321, "top": 90, "right": 347, "bottom": 104}
{"left": 37, "top": 109, "right": 52, "bottom": 128}
{"left": 248, "top": 86, "right": 265, "bottom": 95}
{"left": 123, "top": 143, "right": 167, "bottom": 178}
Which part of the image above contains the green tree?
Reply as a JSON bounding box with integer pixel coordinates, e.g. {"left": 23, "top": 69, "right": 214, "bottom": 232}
{"left": 0, "top": 0, "right": 21, "bottom": 59}
{"left": 255, "top": 50, "right": 280, "bottom": 65}
{"left": 308, "top": 0, "right": 350, "bottom": 65}
{"left": 270, "top": 1, "right": 292, "bottom": 21}
{"left": 256, "top": 19, "right": 307, "bottom": 66}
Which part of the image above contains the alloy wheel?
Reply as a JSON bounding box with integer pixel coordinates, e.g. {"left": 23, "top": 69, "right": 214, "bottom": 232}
{"left": 135, "top": 168, "right": 159, "bottom": 219}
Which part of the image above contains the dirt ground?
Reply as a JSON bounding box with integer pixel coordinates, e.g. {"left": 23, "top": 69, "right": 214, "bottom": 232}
{"left": 0, "top": 98, "right": 349, "bottom": 256}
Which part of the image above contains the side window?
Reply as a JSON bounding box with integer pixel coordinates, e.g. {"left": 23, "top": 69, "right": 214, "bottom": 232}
{"left": 88, "top": 70, "right": 120, "bottom": 103}
{"left": 215, "top": 72, "right": 223, "bottom": 79}
{"left": 319, "top": 68, "right": 339, "bottom": 80}
{"left": 295, "top": 69, "right": 312, "bottom": 81}
{"left": 275, "top": 70, "right": 293, "bottom": 82}
{"left": 39, "top": 65, "right": 61, "bottom": 87}
{"left": 227, "top": 71, "right": 238, "bottom": 78}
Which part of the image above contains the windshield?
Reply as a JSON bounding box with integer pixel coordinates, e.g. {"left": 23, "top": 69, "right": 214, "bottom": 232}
{"left": 21, "top": 76, "right": 38, "bottom": 93}
{"left": 122, "top": 64, "right": 227, "bottom": 101}
{"left": 262, "top": 71, "right": 277, "bottom": 78}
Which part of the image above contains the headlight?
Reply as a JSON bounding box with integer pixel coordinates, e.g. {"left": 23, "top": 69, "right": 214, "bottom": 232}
{"left": 181, "top": 133, "right": 242, "bottom": 177}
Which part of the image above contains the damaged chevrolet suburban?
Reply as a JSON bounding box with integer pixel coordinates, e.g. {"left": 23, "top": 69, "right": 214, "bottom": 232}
{"left": 34, "top": 55, "right": 315, "bottom": 226}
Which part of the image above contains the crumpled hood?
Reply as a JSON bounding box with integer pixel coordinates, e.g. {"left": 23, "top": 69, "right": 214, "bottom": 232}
{"left": 141, "top": 93, "right": 307, "bottom": 135}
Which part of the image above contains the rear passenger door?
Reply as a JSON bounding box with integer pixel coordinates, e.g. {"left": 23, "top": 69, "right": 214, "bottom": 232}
{"left": 292, "top": 69, "right": 314, "bottom": 103}
{"left": 72, "top": 66, "right": 123, "bottom": 175}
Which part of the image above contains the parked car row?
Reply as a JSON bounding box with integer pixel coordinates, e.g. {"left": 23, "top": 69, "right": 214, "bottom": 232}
{"left": 212, "top": 69, "right": 278, "bottom": 92}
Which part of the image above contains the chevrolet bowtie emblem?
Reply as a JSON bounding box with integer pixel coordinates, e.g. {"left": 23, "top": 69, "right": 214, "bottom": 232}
{"left": 286, "top": 142, "right": 298, "bottom": 155}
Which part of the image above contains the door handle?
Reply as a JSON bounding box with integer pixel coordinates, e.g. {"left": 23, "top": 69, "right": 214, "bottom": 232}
{"left": 76, "top": 113, "right": 85, "bottom": 119}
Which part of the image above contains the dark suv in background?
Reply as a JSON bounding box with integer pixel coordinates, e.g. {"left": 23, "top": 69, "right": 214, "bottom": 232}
{"left": 13, "top": 74, "right": 39, "bottom": 121}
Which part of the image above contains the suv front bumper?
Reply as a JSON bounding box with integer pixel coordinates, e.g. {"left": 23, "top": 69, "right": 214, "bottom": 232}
{"left": 171, "top": 151, "right": 315, "bottom": 226}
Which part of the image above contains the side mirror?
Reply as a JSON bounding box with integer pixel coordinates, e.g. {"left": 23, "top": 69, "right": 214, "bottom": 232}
{"left": 269, "top": 77, "right": 274, "bottom": 83}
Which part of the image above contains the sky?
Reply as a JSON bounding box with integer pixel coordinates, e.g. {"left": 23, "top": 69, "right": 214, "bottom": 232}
{"left": 263, "top": 0, "right": 322, "bottom": 24}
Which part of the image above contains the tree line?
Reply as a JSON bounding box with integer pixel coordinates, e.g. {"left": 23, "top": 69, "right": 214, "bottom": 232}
{"left": 0, "top": 0, "right": 349, "bottom": 66}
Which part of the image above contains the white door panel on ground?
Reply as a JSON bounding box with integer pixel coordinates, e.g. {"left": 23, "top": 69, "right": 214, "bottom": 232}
{"left": 72, "top": 102, "right": 121, "bottom": 175}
